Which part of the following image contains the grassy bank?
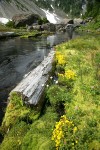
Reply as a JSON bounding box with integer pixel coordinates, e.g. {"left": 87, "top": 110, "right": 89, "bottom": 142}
{"left": 51, "top": 34, "right": 100, "bottom": 149}
{"left": 0, "top": 24, "right": 54, "bottom": 39}
{"left": 0, "top": 34, "right": 100, "bottom": 150}
{"left": 78, "top": 15, "right": 100, "bottom": 33}
{"left": 0, "top": 24, "right": 11, "bottom": 32}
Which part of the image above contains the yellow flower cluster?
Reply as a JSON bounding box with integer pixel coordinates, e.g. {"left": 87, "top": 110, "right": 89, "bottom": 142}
{"left": 55, "top": 51, "right": 66, "bottom": 65}
{"left": 58, "top": 69, "right": 76, "bottom": 80}
{"left": 65, "top": 70, "right": 76, "bottom": 79}
{"left": 52, "top": 115, "right": 75, "bottom": 150}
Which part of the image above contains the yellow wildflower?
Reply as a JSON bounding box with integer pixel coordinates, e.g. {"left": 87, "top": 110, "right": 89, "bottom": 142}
{"left": 65, "top": 69, "right": 76, "bottom": 80}
{"left": 75, "top": 140, "right": 78, "bottom": 143}
{"left": 55, "top": 51, "right": 66, "bottom": 65}
{"left": 73, "top": 126, "right": 77, "bottom": 133}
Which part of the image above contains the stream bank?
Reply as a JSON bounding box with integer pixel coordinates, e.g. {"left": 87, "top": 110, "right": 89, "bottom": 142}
{"left": 0, "top": 30, "right": 79, "bottom": 127}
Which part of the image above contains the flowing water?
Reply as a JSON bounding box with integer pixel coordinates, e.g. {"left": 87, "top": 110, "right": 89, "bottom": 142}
{"left": 0, "top": 31, "right": 79, "bottom": 128}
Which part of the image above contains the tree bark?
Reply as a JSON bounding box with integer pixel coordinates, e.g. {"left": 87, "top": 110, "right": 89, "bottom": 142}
{"left": 10, "top": 49, "right": 55, "bottom": 105}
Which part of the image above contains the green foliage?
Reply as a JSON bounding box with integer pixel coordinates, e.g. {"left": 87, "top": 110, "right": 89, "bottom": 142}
{"left": 64, "top": 36, "right": 99, "bottom": 51}
{"left": 0, "top": 137, "right": 21, "bottom": 150}
{"left": 52, "top": 35, "right": 100, "bottom": 149}
{"left": 85, "top": 0, "right": 100, "bottom": 18}
{"left": 94, "top": 52, "right": 100, "bottom": 64}
{"left": 52, "top": 115, "right": 78, "bottom": 149}
{"left": 10, "top": 92, "right": 23, "bottom": 106}
{"left": 0, "top": 95, "right": 57, "bottom": 150}
{"left": 5, "top": 20, "right": 15, "bottom": 28}
{"left": 38, "top": 17, "right": 49, "bottom": 25}
{"left": 0, "top": 121, "right": 29, "bottom": 150}
{"left": 38, "top": 18, "right": 43, "bottom": 25}
{"left": 0, "top": 24, "right": 11, "bottom": 32}
{"left": 1, "top": 92, "right": 39, "bottom": 131}
{"left": 79, "top": 20, "right": 100, "bottom": 32}
{"left": 47, "top": 85, "right": 72, "bottom": 106}
{"left": 6, "top": 0, "right": 12, "bottom": 2}
{"left": 42, "top": 18, "right": 49, "bottom": 24}
{"left": 21, "top": 107, "right": 57, "bottom": 150}
{"left": 20, "top": 31, "right": 39, "bottom": 38}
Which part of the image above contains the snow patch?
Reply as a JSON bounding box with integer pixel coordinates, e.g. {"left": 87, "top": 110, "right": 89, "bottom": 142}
{"left": 51, "top": 4, "right": 54, "bottom": 10}
{"left": 0, "top": 17, "right": 9, "bottom": 24}
{"left": 42, "top": 9, "right": 61, "bottom": 24}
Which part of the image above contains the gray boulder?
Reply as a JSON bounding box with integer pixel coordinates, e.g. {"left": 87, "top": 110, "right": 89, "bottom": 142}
{"left": 74, "top": 18, "right": 83, "bottom": 24}
{"left": 12, "top": 13, "right": 40, "bottom": 27}
{"left": 42, "top": 23, "right": 56, "bottom": 32}
{"left": 26, "top": 25, "right": 33, "bottom": 31}
{"left": 32, "top": 25, "right": 41, "bottom": 31}
{"left": 58, "top": 27, "right": 66, "bottom": 32}
{"left": 55, "top": 24, "right": 65, "bottom": 31}
{"left": 65, "top": 24, "right": 74, "bottom": 30}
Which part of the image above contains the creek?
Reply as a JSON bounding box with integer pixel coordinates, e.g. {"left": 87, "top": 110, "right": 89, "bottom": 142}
{"left": 0, "top": 30, "right": 79, "bottom": 128}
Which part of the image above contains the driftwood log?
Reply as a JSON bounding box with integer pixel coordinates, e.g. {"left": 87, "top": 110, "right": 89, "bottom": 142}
{"left": 0, "top": 32, "right": 17, "bottom": 39}
{"left": 10, "top": 49, "right": 55, "bottom": 105}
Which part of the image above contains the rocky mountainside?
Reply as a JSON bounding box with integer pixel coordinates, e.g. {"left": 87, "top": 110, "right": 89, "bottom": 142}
{"left": 0, "top": 0, "right": 46, "bottom": 19}
{"left": 33, "top": 0, "right": 86, "bottom": 17}
{"left": 0, "top": 0, "right": 67, "bottom": 24}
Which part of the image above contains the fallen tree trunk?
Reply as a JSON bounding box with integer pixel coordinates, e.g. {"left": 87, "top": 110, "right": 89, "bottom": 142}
{"left": 9, "top": 49, "right": 55, "bottom": 105}
{"left": 0, "top": 32, "right": 18, "bottom": 39}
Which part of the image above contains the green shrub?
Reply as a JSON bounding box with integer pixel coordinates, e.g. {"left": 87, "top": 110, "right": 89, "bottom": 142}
{"left": 47, "top": 85, "right": 72, "bottom": 106}
{"left": 5, "top": 20, "right": 15, "bottom": 28}
{"left": 38, "top": 17, "right": 49, "bottom": 25}
{"left": 42, "top": 17, "right": 49, "bottom": 24}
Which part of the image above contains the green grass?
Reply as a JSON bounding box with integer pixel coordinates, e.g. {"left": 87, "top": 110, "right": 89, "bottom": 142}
{"left": 53, "top": 35, "right": 100, "bottom": 149}
{"left": 78, "top": 15, "right": 100, "bottom": 33}
{"left": 0, "top": 24, "right": 11, "bottom": 32}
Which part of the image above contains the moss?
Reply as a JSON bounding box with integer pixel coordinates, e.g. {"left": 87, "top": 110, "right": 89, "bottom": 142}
{"left": 0, "top": 121, "right": 29, "bottom": 150}
{"left": 22, "top": 133, "right": 53, "bottom": 150}
{"left": 21, "top": 107, "right": 57, "bottom": 150}
{"left": 1, "top": 92, "right": 39, "bottom": 131}
{"left": 20, "top": 31, "right": 39, "bottom": 38}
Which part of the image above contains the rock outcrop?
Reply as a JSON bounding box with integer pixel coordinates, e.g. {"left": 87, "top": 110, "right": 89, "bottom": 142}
{"left": 42, "top": 23, "right": 56, "bottom": 32}
{"left": 0, "top": 0, "right": 46, "bottom": 19}
{"left": 12, "top": 14, "right": 40, "bottom": 27}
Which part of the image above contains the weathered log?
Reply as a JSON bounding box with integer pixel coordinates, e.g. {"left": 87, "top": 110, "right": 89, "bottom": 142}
{"left": 10, "top": 49, "right": 55, "bottom": 105}
{"left": 0, "top": 32, "right": 17, "bottom": 39}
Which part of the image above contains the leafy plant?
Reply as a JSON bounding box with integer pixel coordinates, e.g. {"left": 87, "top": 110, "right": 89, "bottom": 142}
{"left": 5, "top": 20, "right": 15, "bottom": 28}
